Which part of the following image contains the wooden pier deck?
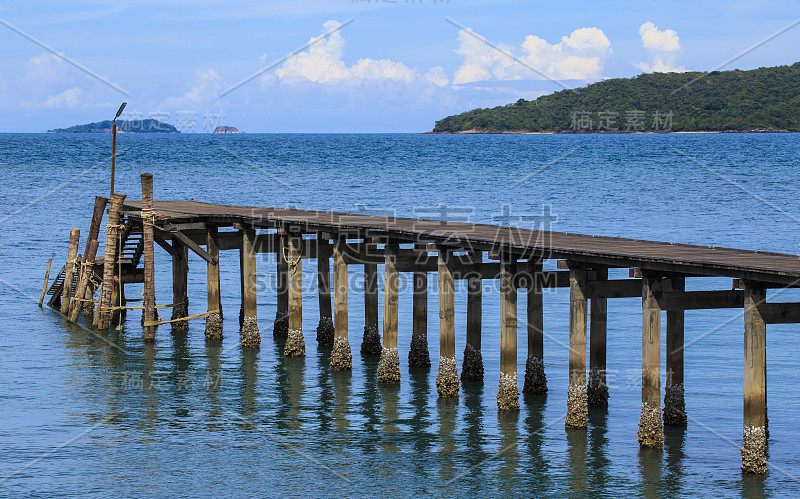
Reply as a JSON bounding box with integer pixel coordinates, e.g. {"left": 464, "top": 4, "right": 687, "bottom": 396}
{"left": 48, "top": 183, "right": 800, "bottom": 475}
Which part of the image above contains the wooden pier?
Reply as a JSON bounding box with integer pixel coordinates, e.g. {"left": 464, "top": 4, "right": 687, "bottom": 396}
{"left": 46, "top": 179, "right": 800, "bottom": 475}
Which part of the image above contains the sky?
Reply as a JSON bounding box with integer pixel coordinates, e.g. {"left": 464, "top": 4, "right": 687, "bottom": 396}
{"left": 0, "top": 0, "right": 798, "bottom": 132}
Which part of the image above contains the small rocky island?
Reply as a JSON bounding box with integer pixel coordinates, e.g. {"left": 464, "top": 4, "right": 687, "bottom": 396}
{"left": 49, "top": 119, "right": 178, "bottom": 133}
{"left": 214, "top": 126, "right": 243, "bottom": 134}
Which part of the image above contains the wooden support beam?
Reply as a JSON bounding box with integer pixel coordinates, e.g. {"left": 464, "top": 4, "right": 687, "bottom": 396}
{"left": 523, "top": 260, "right": 546, "bottom": 394}
{"left": 742, "top": 285, "right": 767, "bottom": 474}
{"left": 378, "top": 242, "right": 400, "bottom": 383}
{"left": 589, "top": 278, "right": 642, "bottom": 298}
{"left": 362, "top": 259, "right": 381, "bottom": 355}
{"left": 275, "top": 230, "right": 289, "bottom": 338}
{"left": 498, "top": 253, "right": 519, "bottom": 411}
{"left": 163, "top": 225, "right": 218, "bottom": 265}
{"left": 206, "top": 226, "right": 222, "bottom": 322}
{"left": 409, "top": 269, "right": 430, "bottom": 367}
{"left": 140, "top": 176, "right": 155, "bottom": 341}
{"left": 566, "top": 267, "right": 588, "bottom": 428}
{"left": 638, "top": 277, "right": 663, "bottom": 448}
{"left": 436, "top": 246, "right": 458, "bottom": 397}
{"left": 588, "top": 267, "right": 609, "bottom": 407}
{"left": 170, "top": 239, "right": 189, "bottom": 331}
{"left": 240, "top": 227, "right": 260, "bottom": 347}
{"left": 664, "top": 276, "right": 686, "bottom": 426}
{"left": 284, "top": 235, "right": 305, "bottom": 356}
{"left": 760, "top": 302, "right": 800, "bottom": 324}
{"left": 462, "top": 251, "right": 484, "bottom": 381}
{"left": 153, "top": 231, "right": 179, "bottom": 258}
{"left": 318, "top": 240, "right": 332, "bottom": 320}
{"left": 330, "top": 237, "right": 352, "bottom": 370}
{"left": 660, "top": 290, "right": 744, "bottom": 310}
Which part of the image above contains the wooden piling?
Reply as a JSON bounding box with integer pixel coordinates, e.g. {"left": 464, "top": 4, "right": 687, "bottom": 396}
{"left": 316, "top": 237, "right": 334, "bottom": 346}
{"left": 361, "top": 259, "right": 381, "bottom": 355}
{"left": 462, "top": 252, "right": 484, "bottom": 381}
{"left": 69, "top": 240, "right": 98, "bottom": 322}
{"left": 436, "top": 247, "right": 458, "bottom": 397}
{"left": 408, "top": 270, "right": 430, "bottom": 367}
{"left": 273, "top": 232, "right": 289, "bottom": 338}
{"left": 378, "top": 242, "right": 400, "bottom": 383}
{"left": 330, "top": 236, "right": 352, "bottom": 370}
{"left": 498, "top": 253, "right": 519, "bottom": 411}
{"left": 284, "top": 234, "right": 305, "bottom": 356}
{"left": 664, "top": 276, "right": 686, "bottom": 425}
{"left": 638, "top": 276, "right": 663, "bottom": 447}
{"left": 60, "top": 228, "right": 81, "bottom": 315}
{"left": 742, "top": 284, "right": 767, "bottom": 473}
{"left": 39, "top": 258, "right": 52, "bottom": 307}
{"left": 140, "top": 175, "right": 156, "bottom": 341}
{"left": 588, "top": 267, "right": 609, "bottom": 407}
{"left": 523, "top": 260, "right": 547, "bottom": 394}
{"left": 98, "top": 193, "right": 126, "bottom": 330}
{"left": 204, "top": 225, "right": 223, "bottom": 340}
{"left": 170, "top": 239, "right": 189, "bottom": 331}
{"left": 240, "top": 226, "right": 260, "bottom": 347}
{"left": 566, "top": 267, "right": 588, "bottom": 429}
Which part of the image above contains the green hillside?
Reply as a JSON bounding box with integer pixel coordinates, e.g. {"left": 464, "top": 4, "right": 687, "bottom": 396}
{"left": 432, "top": 63, "right": 800, "bottom": 133}
{"left": 49, "top": 119, "right": 178, "bottom": 133}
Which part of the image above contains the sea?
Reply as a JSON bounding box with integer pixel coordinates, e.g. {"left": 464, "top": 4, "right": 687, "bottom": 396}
{"left": 1, "top": 133, "right": 799, "bottom": 497}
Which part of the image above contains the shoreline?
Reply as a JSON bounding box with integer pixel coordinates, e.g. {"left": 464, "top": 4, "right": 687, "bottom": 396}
{"left": 426, "top": 128, "right": 796, "bottom": 135}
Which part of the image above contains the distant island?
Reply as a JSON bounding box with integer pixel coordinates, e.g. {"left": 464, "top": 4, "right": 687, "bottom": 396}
{"left": 432, "top": 62, "right": 800, "bottom": 133}
{"left": 49, "top": 119, "right": 179, "bottom": 133}
{"left": 214, "top": 126, "right": 243, "bottom": 134}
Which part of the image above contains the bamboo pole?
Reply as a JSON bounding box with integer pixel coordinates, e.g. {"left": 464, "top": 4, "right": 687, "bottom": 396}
{"left": 462, "top": 252, "right": 483, "bottom": 381}
{"left": 638, "top": 276, "right": 663, "bottom": 447}
{"left": 742, "top": 285, "right": 767, "bottom": 474}
{"left": 436, "top": 247, "right": 458, "bottom": 397}
{"left": 240, "top": 226, "right": 260, "bottom": 347}
{"left": 316, "top": 237, "right": 334, "bottom": 346}
{"left": 408, "top": 270, "right": 430, "bottom": 368}
{"left": 330, "top": 236, "right": 352, "bottom": 370}
{"left": 204, "top": 225, "right": 223, "bottom": 340}
{"left": 361, "top": 260, "right": 381, "bottom": 355}
{"left": 60, "top": 228, "right": 81, "bottom": 315}
{"left": 284, "top": 234, "right": 305, "bottom": 356}
{"left": 39, "top": 258, "right": 52, "bottom": 307}
{"left": 498, "top": 253, "right": 519, "bottom": 411}
{"left": 565, "top": 267, "right": 588, "bottom": 428}
{"left": 523, "top": 260, "right": 547, "bottom": 394}
{"left": 664, "top": 276, "right": 686, "bottom": 425}
{"left": 588, "top": 267, "right": 609, "bottom": 406}
{"left": 378, "top": 242, "right": 400, "bottom": 383}
{"left": 140, "top": 175, "right": 156, "bottom": 341}
{"left": 70, "top": 196, "right": 107, "bottom": 318}
{"left": 69, "top": 240, "right": 98, "bottom": 322}
{"left": 170, "top": 239, "right": 189, "bottom": 331}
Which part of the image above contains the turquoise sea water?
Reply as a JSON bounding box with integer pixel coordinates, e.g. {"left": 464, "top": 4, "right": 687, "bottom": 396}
{"left": 1, "top": 133, "right": 799, "bottom": 497}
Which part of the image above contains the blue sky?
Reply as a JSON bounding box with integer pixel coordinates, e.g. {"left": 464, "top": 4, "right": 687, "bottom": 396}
{"left": 0, "top": 0, "right": 798, "bottom": 132}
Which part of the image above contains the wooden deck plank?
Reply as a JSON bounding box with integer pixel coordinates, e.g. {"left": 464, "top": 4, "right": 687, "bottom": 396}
{"left": 121, "top": 200, "right": 800, "bottom": 284}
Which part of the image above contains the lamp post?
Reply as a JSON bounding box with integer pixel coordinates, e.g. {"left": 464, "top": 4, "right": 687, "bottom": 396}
{"left": 110, "top": 102, "right": 127, "bottom": 197}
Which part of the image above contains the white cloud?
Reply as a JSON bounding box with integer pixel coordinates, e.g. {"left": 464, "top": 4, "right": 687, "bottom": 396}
{"left": 159, "top": 68, "right": 223, "bottom": 109}
{"left": 634, "top": 21, "right": 685, "bottom": 73}
{"left": 36, "top": 87, "right": 84, "bottom": 109}
{"left": 274, "top": 20, "right": 433, "bottom": 86}
{"left": 453, "top": 26, "right": 612, "bottom": 84}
